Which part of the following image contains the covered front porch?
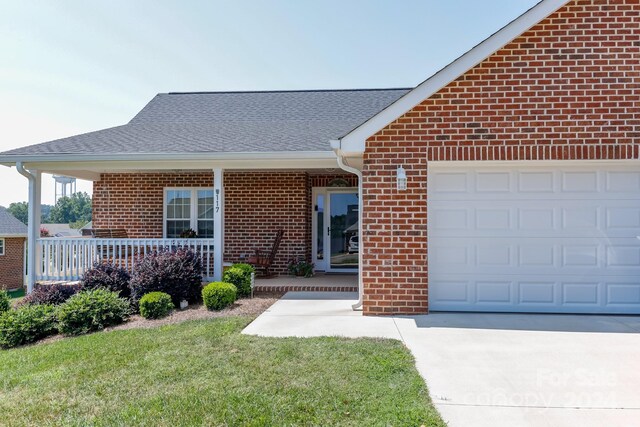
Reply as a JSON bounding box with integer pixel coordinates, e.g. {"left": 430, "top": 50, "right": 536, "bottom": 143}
{"left": 20, "top": 163, "right": 362, "bottom": 295}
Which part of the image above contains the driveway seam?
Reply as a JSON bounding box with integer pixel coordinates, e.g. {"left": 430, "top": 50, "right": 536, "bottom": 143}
{"left": 608, "top": 315, "right": 640, "bottom": 333}
{"left": 391, "top": 317, "right": 407, "bottom": 344}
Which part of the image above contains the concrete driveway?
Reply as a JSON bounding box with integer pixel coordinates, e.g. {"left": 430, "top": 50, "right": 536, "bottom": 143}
{"left": 243, "top": 292, "right": 640, "bottom": 427}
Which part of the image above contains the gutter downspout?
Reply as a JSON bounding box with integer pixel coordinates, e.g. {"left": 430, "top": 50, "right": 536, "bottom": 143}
{"left": 16, "top": 162, "right": 37, "bottom": 293}
{"left": 330, "top": 140, "right": 364, "bottom": 310}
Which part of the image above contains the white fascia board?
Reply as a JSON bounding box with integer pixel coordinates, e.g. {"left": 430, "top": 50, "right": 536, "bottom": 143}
{"left": 0, "top": 151, "right": 340, "bottom": 178}
{"left": 338, "top": 0, "right": 570, "bottom": 155}
{"left": 0, "top": 150, "right": 336, "bottom": 164}
{"left": 0, "top": 234, "right": 27, "bottom": 238}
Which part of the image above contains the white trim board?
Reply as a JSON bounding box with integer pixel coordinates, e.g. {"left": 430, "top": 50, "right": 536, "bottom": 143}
{"left": 428, "top": 159, "right": 640, "bottom": 168}
{"left": 337, "top": 0, "right": 570, "bottom": 155}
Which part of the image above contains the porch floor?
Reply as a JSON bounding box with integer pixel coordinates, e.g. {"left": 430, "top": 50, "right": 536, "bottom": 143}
{"left": 254, "top": 273, "right": 358, "bottom": 293}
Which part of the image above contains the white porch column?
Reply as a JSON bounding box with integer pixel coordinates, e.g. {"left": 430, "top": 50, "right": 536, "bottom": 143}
{"left": 213, "top": 168, "right": 224, "bottom": 281}
{"left": 26, "top": 170, "right": 41, "bottom": 293}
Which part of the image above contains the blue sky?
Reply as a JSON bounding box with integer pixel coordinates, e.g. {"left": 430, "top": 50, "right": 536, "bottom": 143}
{"left": 0, "top": 0, "right": 539, "bottom": 206}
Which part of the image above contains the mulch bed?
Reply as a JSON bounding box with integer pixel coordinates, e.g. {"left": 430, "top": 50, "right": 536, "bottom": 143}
{"left": 108, "top": 295, "right": 280, "bottom": 331}
{"left": 35, "top": 295, "right": 280, "bottom": 346}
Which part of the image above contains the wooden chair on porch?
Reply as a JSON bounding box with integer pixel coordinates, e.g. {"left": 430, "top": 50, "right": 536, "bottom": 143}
{"left": 90, "top": 228, "right": 129, "bottom": 239}
{"left": 247, "top": 228, "right": 284, "bottom": 278}
{"left": 89, "top": 228, "right": 131, "bottom": 261}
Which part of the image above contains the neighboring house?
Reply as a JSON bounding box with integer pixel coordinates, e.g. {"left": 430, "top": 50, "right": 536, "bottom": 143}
{"left": 0, "top": 0, "right": 638, "bottom": 315}
{"left": 41, "top": 223, "right": 82, "bottom": 238}
{"left": 0, "top": 207, "right": 26, "bottom": 290}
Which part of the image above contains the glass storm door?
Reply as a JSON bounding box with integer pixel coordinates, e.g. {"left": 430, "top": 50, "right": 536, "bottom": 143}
{"left": 313, "top": 193, "right": 327, "bottom": 271}
{"left": 326, "top": 191, "right": 359, "bottom": 272}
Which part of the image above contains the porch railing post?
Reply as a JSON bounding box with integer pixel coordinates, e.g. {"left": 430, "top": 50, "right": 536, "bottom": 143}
{"left": 213, "top": 168, "right": 224, "bottom": 281}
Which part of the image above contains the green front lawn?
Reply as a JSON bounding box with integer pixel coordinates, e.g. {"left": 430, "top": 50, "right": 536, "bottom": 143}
{"left": 0, "top": 316, "right": 445, "bottom": 426}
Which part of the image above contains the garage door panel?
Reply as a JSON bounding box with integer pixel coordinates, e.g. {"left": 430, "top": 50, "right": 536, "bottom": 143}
{"left": 428, "top": 163, "right": 640, "bottom": 314}
{"left": 430, "top": 237, "right": 640, "bottom": 276}
{"left": 430, "top": 202, "right": 640, "bottom": 238}
{"left": 562, "top": 282, "right": 599, "bottom": 305}
{"left": 429, "top": 168, "right": 640, "bottom": 201}
{"left": 430, "top": 276, "right": 640, "bottom": 314}
{"left": 606, "top": 283, "right": 640, "bottom": 306}
{"left": 476, "top": 281, "right": 512, "bottom": 304}
{"left": 430, "top": 280, "right": 472, "bottom": 304}
{"left": 518, "top": 282, "right": 556, "bottom": 304}
{"left": 606, "top": 171, "right": 640, "bottom": 192}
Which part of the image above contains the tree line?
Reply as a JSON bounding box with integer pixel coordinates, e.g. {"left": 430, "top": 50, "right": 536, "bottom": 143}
{"left": 4, "top": 192, "right": 92, "bottom": 228}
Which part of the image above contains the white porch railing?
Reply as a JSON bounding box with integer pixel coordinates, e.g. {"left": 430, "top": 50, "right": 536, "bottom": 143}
{"left": 35, "top": 238, "right": 216, "bottom": 282}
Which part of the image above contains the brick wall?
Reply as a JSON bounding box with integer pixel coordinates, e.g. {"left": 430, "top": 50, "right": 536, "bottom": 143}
{"left": 0, "top": 237, "right": 25, "bottom": 290}
{"left": 94, "top": 171, "right": 357, "bottom": 275}
{"left": 362, "top": 0, "right": 639, "bottom": 314}
{"left": 224, "top": 172, "right": 309, "bottom": 274}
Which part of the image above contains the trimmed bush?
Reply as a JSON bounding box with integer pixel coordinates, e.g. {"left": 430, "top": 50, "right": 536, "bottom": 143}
{"left": 130, "top": 249, "right": 203, "bottom": 306}
{"left": 223, "top": 263, "right": 255, "bottom": 298}
{"left": 202, "top": 282, "right": 237, "bottom": 311}
{"left": 0, "top": 304, "right": 57, "bottom": 348}
{"left": 0, "top": 290, "right": 10, "bottom": 314}
{"left": 56, "top": 289, "right": 130, "bottom": 336}
{"left": 139, "top": 292, "right": 174, "bottom": 319}
{"left": 20, "top": 284, "right": 80, "bottom": 307}
{"left": 81, "top": 261, "right": 131, "bottom": 298}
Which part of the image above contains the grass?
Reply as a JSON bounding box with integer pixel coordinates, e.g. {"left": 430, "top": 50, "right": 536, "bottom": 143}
{"left": 0, "top": 316, "right": 445, "bottom": 426}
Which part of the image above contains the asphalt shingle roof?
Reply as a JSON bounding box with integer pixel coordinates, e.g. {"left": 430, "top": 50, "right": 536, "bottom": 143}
{"left": 0, "top": 207, "right": 27, "bottom": 236}
{"left": 0, "top": 88, "right": 411, "bottom": 156}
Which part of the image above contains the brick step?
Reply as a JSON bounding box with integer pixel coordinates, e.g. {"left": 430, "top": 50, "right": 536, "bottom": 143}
{"left": 254, "top": 285, "right": 357, "bottom": 294}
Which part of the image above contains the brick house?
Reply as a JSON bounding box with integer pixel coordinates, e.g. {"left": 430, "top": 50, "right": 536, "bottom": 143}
{"left": 0, "top": 207, "right": 26, "bottom": 290}
{"left": 0, "top": 0, "right": 638, "bottom": 315}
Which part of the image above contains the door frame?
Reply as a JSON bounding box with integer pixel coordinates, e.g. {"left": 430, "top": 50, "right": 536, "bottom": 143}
{"left": 312, "top": 187, "right": 359, "bottom": 273}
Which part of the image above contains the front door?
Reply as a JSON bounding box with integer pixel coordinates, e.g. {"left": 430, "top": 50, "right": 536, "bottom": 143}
{"left": 325, "top": 190, "right": 360, "bottom": 272}
{"left": 313, "top": 188, "right": 359, "bottom": 273}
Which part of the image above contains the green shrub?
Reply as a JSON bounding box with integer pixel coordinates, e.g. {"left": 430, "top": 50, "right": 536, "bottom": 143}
{"left": 139, "top": 292, "right": 174, "bottom": 319}
{"left": 229, "top": 263, "right": 254, "bottom": 276}
{"left": 0, "top": 304, "right": 57, "bottom": 348}
{"left": 130, "top": 249, "right": 203, "bottom": 307}
{"left": 222, "top": 263, "right": 255, "bottom": 298}
{"left": 19, "top": 284, "right": 80, "bottom": 307}
{"left": 0, "top": 290, "right": 10, "bottom": 314}
{"left": 81, "top": 261, "right": 131, "bottom": 298}
{"left": 56, "top": 289, "right": 130, "bottom": 336}
{"left": 202, "top": 282, "right": 237, "bottom": 311}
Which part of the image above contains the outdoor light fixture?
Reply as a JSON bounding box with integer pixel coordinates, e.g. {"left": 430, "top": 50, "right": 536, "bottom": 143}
{"left": 397, "top": 166, "right": 407, "bottom": 191}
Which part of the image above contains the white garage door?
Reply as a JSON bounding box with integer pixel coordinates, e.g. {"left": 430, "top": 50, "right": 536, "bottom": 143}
{"left": 428, "top": 162, "right": 640, "bottom": 314}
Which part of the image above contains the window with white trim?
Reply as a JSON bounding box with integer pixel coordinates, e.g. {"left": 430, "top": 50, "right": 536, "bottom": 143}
{"left": 0, "top": 238, "right": 4, "bottom": 256}
{"left": 164, "top": 189, "right": 214, "bottom": 238}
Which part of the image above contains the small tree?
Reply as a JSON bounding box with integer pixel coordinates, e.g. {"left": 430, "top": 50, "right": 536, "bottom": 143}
{"left": 6, "top": 202, "right": 28, "bottom": 225}
{"left": 7, "top": 201, "right": 53, "bottom": 224}
{"left": 48, "top": 192, "right": 92, "bottom": 224}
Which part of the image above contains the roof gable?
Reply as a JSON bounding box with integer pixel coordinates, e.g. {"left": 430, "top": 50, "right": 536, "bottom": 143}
{"left": 337, "top": 0, "right": 571, "bottom": 155}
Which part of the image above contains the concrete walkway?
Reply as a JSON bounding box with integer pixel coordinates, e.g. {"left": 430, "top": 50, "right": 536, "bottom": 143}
{"left": 243, "top": 291, "right": 640, "bottom": 427}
